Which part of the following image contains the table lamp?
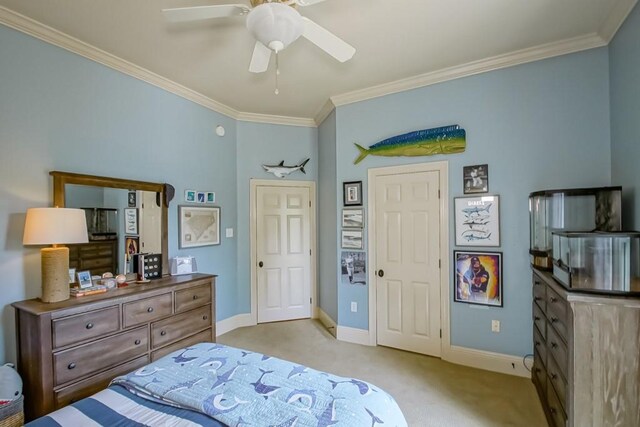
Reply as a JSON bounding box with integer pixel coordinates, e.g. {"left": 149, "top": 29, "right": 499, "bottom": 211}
{"left": 23, "top": 208, "right": 88, "bottom": 303}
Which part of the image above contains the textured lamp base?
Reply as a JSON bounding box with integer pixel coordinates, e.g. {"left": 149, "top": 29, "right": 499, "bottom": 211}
{"left": 41, "top": 247, "right": 70, "bottom": 303}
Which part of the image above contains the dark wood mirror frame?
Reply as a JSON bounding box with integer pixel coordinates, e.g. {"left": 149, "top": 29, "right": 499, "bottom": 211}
{"left": 50, "top": 171, "right": 170, "bottom": 276}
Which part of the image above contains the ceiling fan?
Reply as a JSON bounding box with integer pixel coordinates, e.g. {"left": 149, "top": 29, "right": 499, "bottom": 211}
{"left": 162, "top": 0, "right": 356, "bottom": 75}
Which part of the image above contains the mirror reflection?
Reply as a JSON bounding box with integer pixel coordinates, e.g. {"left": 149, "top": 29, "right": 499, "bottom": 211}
{"left": 65, "top": 184, "right": 162, "bottom": 276}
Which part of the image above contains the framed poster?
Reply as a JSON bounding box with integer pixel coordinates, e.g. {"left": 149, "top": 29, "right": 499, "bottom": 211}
{"left": 124, "top": 208, "right": 138, "bottom": 235}
{"left": 341, "top": 251, "right": 367, "bottom": 285}
{"left": 343, "top": 181, "right": 363, "bottom": 206}
{"left": 463, "top": 164, "right": 489, "bottom": 194}
{"left": 341, "top": 229, "right": 363, "bottom": 249}
{"left": 342, "top": 208, "right": 364, "bottom": 228}
{"left": 454, "top": 251, "right": 503, "bottom": 307}
{"left": 127, "top": 191, "right": 137, "bottom": 207}
{"left": 179, "top": 205, "right": 220, "bottom": 248}
{"left": 454, "top": 195, "right": 500, "bottom": 246}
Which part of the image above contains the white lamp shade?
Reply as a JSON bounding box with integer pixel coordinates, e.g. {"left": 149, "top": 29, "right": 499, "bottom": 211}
{"left": 23, "top": 208, "right": 89, "bottom": 245}
{"left": 246, "top": 3, "right": 303, "bottom": 51}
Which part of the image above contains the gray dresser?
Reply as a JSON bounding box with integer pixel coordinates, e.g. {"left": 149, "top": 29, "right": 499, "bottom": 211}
{"left": 532, "top": 269, "right": 640, "bottom": 427}
{"left": 12, "top": 273, "right": 216, "bottom": 421}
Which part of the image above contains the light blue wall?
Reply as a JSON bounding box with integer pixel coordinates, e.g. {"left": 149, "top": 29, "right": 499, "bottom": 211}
{"left": 317, "top": 111, "right": 338, "bottom": 321}
{"left": 333, "top": 48, "right": 612, "bottom": 355}
{"left": 610, "top": 3, "right": 640, "bottom": 230}
{"left": 235, "top": 121, "right": 317, "bottom": 315}
{"left": 0, "top": 24, "right": 238, "bottom": 363}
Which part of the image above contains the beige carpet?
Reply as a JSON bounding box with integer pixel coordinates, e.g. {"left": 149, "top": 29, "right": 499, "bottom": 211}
{"left": 218, "top": 319, "right": 547, "bottom": 427}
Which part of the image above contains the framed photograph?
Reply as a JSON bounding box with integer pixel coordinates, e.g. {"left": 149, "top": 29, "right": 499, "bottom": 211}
{"left": 197, "top": 192, "right": 206, "bottom": 203}
{"left": 341, "top": 229, "right": 363, "bottom": 249}
{"left": 179, "top": 205, "right": 220, "bottom": 248}
{"left": 342, "top": 208, "right": 364, "bottom": 228}
{"left": 68, "top": 268, "right": 76, "bottom": 284}
{"left": 343, "top": 181, "right": 363, "bottom": 206}
{"left": 341, "top": 251, "right": 367, "bottom": 285}
{"left": 125, "top": 235, "right": 139, "bottom": 261}
{"left": 206, "top": 192, "right": 216, "bottom": 203}
{"left": 127, "top": 191, "right": 137, "bottom": 207}
{"left": 463, "top": 164, "right": 489, "bottom": 194}
{"left": 454, "top": 195, "right": 500, "bottom": 246}
{"left": 124, "top": 208, "right": 138, "bottom": 235}
{"left": 76, "top": 270, "right": 92, "bottom": 289}
{"left": 185, "top": 190, "right": 196, "bottom": 203}
{"left": 454, "top": 251, "right": 503, "bottom": 307}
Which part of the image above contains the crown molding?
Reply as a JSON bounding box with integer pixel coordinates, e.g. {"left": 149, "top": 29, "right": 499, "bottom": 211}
{"left": 599, "top": 0, "right": 638, "bottom": 42}
{"left": 0, "top": 6, "right": 315, "bottom": 128}
{"left": 237, "top": 111, "right": 316, "bottom": 127}
{"left": 313, "top": 99, "right": 336, "bottom": 126}
{"left": 330, "top": 33, "right": 608, "bottom": 108}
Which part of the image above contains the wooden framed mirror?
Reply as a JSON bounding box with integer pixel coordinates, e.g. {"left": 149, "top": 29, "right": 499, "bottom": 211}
{"left": 50, "top": 171, "right": 169, "bottom": 277}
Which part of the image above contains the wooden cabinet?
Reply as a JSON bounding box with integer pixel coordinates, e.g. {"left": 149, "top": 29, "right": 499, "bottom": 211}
{"left": 67, "top": 240, "right": 118, "bottom": 277}
{"left": 532, "top": 269, "right": 640, "bottom": 427}
{"left": 12, "top": 274, "right": 216, "bottom": 421}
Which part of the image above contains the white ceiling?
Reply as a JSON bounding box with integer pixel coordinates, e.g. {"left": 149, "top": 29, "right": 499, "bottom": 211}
{"left": 0, "top": 0, "right": 636, "bottom": 124}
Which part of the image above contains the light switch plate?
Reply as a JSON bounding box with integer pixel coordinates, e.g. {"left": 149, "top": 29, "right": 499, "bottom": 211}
{"left": 226, "top": 228, "right": 233, "bottom": 238}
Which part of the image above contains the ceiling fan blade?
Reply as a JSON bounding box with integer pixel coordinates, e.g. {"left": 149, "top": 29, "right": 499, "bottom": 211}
{"left": 301, "top": 17, "right": 355, "bottom": 63}
{"left": 295, "top": 0, "right": 330, "bottom": 6}
{"left": 249, "top": 41, "right": 272, "bottom": 73}
{"left": 162, "top": 4, "right": 250, "bottom": 22}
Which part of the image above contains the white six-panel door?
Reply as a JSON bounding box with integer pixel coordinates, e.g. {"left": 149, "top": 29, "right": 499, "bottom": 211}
{"left": 256, "top": 185, "right": 311, "bottom": 323}
{"left": 374, "top": 170, "right": 442, "bottom": 356}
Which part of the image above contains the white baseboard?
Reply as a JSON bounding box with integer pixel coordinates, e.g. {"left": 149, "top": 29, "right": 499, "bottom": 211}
{"left": 216, "top": 313, "right": 254, "bottom": 337}
{"left": 444, "top": 345, "right": 531, "bottom": 378}
{"left": 315, "top": 307, "right": 337, "bottom": 337}
{"left": 337, "top": 326, "right": 372, "bottom": 346}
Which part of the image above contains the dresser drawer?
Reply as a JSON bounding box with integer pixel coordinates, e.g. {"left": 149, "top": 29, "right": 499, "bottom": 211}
{"left": 53, "top": 306, "right": 120, "bottom": 349}
{"left": 175, "top": 282, "right": 211, "bottom": 313}
{"left": 546, "top": 323, "right": 568, "bottom": 376}
{"left": 533, "top": 324, "right": 547, "bottom": 366}
{"left": 546, "top": 349, "right": 567, "bottom": 414}
{"left": 79, "top": 245, "right": 114, "bottom": 257}
{"left": 54, "top": 355, "right": 148, "bottom": 407}
{"left": 54, "top": 326, "right": 148, "bottom": 386}
{"left": 546, "top": 286, "right": 568, "bottom": 341}
{"left": 123, "top": 293, "right": 172, "bottom": 328}
{"left": 533, "top": 350, "right": 547, "bottom": 392}
{"left": 533, "top": 276, "right": 546, "bottom": 310}
{"left": 81, "top": 257, "right": 114, "bottom": 270}
{"left": 151, "top": 329, "right": 212, "bottom": 362}
{"left": 546, "top": 379, "right": 567, "bottom": 427}
{"left": 151, "top": 305, "right": 212, "bottom": 349}
{"left": 533, "top": 302, "right": 546, "bottom": 340}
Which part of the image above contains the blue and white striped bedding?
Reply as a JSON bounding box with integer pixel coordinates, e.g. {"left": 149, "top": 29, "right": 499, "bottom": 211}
{"left": 28, "top": 343, "right": 407, "bottom": 426}
{"left": 27, "top": 385, "right": 225, "bottom": 426}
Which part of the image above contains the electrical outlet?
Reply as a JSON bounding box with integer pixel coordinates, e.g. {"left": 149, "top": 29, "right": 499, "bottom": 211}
{"left": 351, "top": 302, "right": 357, "bottom": 312}
{"left": 225, "top": 228, "right": 234, "bottom": 238}
{"left": 491, "top": 320, "right": 500, "bottom": 333}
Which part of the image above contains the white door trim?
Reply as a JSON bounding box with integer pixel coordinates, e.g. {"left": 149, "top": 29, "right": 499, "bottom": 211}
{"left": 250, "top": 179, "right": 317, "bottom": 325}
{"left": 367, "top": 161, "right": 450, "bottom": 355}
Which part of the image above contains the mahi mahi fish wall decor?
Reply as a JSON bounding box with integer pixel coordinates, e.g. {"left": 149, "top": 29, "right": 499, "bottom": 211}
{"left": 353, "top": 124, "right": 466, "bottom": 164}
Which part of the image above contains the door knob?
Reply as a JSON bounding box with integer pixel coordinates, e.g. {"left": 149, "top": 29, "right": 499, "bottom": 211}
{"left": 259, "top": 261, "right": 264, "bottom": 268}
{"left": 378, "top": 269, "right": 384, "bottom": 277}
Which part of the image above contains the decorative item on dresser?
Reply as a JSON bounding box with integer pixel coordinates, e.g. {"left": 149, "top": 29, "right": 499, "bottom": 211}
{"left": 531, "top": 269, "right": 640, "bottom": 427}
{"left": 11, "top": 273, "right": 216, "bottom": 421}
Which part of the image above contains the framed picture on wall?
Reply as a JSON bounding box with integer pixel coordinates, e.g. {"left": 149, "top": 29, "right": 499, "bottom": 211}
{"left": 454, "top": 251, "right": 503, "bottom": 307}
{"left": 342, "top": 208, "right": 364, "bottom": 228}
{"left": 341, "top": 229, "right": 363, "bottom": 249}
{"left": 179, "top": 205, "right": 220, "bottom": 248}
{"left": 454, "top": 195, "right": 500, "bottom": 246}
{"left": 341, "top": 251, "right": 367, "bottom": 285}
{"left": 343, "top": 181, "right": 363, "bottom": 206}
{"left": 124, "top": 208, "right": 138, "bottom": 235}
{"left": 463, "top": 164, "right": 489, "bottom": 194}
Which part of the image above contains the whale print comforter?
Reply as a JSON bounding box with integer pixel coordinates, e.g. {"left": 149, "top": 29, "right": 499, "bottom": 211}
{"left": 111, "top": 343, "right": 408, "bottom": 427}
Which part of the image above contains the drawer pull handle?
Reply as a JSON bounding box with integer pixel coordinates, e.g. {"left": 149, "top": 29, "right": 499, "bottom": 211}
{"left": 534, "top": 341, "right": 540, "bottom": 347}
{"left": 147, "top": 307, "right": 154, "bottom": 313}
{"left": 68, "top": 363, "right": 76, "bottom": 370}
{"left": 551, "top": 373, "right": 558, "bottom": 380}
{"left": 534, "top": 316, "right": 540, "bottom": 321}
{"left": 135, "top": 339, "right": 141, "bottom": 345}
{"left": 534, "top": 297, "right": 542, "bottom": 301}
{"left": 550, "top": 296, "right": 557, "bottom": 303}
{"left": 160, "top": 330, "right": 167, "bottom": 336}
{"left": 193, "top": 295, "right": 198, "bottom": 300}
{"left": 550, "top": 407, "right": 557, "bottom": 415}
{"left": 86, "top": 323, "right": 94, "bottom": 330}
{"left": 535, "top": 368, "right": 541, "bottom": 373}
{"left": 203, "top": 315, "right": 208, "bottom": 320}
{"left": 551, "top": 342, "right": 558, "bottom": 349}
{"left": 550, "top": 317, "right": 558, "bottom": 323}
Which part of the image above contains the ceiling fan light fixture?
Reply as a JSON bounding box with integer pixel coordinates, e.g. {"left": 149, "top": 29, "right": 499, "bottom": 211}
{"left": 246, "top": 3, "right": 303, "bottom": 52}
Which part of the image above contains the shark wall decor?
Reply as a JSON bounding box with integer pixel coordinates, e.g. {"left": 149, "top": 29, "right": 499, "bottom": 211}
{"left": 353, "top": 124, "right": 466, "bottom": 164}
{"left": 262, "top": 159, "right": 310, "bottom": 178}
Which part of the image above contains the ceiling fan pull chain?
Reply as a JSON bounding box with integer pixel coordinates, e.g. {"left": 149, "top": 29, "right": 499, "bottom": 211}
{"left": 275, "top": 51, "right": 280, "bottom": 95}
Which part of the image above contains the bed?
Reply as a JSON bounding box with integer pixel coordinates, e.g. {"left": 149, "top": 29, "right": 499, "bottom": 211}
{"left": 27, "top": 343, "right": 407, "bottom": 426}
